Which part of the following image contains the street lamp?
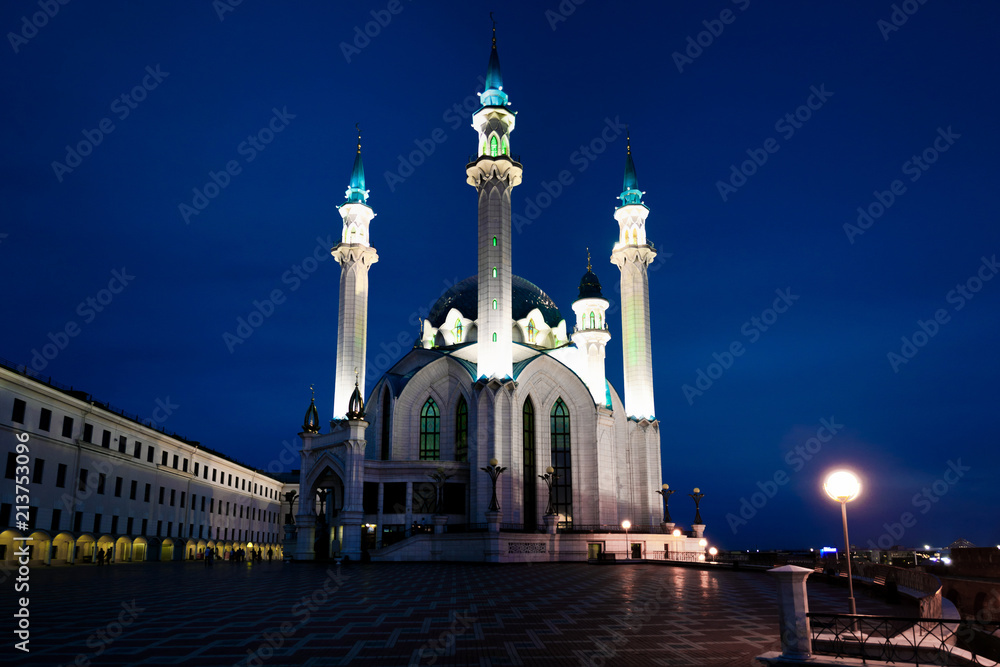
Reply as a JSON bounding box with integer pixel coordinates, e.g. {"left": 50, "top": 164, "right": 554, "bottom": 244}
{"left": 824, "top": 469, "right": 861, "bottom": 616}
{"left": 622, "top": 520, "right": 631, "bottom": 558}
{"left": 689, "top": 487, "right": 705, "bottom": 524}
{"left": 656, "top": 484, "right": 675, "bottom": 526}
{"left": 708, "top": 547, "right": 718, "bottom": 562}
{"left": 480, "top": 458, "right": 507, "bottom": 512}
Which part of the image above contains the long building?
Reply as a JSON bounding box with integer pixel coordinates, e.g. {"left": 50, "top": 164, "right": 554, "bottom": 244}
{"left": 0, "top": 359, "right": 290, "bottom": 566}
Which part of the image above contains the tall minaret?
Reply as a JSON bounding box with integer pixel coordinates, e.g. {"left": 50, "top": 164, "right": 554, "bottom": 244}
{"left": 571, "top": 251, "right": 612, "bottom": 405}
{"left": 610, "top": 133, "right": 657, "bottom": 420}
{"left": 466, "top": 19, "right": 522, "bottom": 380}
{"left": 332, "top": 127, "right": 378, "bottom": 419}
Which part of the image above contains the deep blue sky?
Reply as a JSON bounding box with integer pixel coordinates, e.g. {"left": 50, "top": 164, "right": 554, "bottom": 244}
{"left": 3, "top": 1, "right": 998, "bottom": 551}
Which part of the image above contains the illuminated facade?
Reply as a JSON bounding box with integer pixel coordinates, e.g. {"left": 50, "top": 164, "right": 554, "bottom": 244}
{"left": 294, "top": 28, "right": 688, "bottom": 563}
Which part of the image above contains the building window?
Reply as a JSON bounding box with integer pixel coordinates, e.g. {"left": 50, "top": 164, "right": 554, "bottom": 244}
{"left": 452, "top": 318, "right": 463, "bottom": 343}
{"left": 158, "top": 487, "right": 165, "bottom": 504}
{"left": 523, "top": 398, "right": 536, "bottom": 525}
{"left": 455, "top": 396, "right": 468, "bottom": 462}
{"left": 62, "top": 416, "right": 74, "bottom": 438}
{"left": 32, "top": 458, "right": 44, "bottom": 484}
{"left": 492, "top": 267, "right": 497, "bottom": 278}
{"left": 180, "top": 492, "right": 186, "bottom": 508}
{"left": 172, "top": 454, "right": 178, "bottom": 469}
{"left": 93, "top": 514, "right": 102, "bottom": 534}
{"left": 78, "top": 468, "right": 88, "bottom": 492}
{"left": 147, "top": 447, "right": 154, "bottom": 463}
{"left": 380, "top": 389, "right": 391, "bottom": 461}
{"left": 114, "top": 476, "right": 123, "bottom": 497}
{"left": 144, "top": 483, "right": 151, "bottom": 502}
{"left": 492, "top": 332, "right": 497, "bottom": 342}
{"left": 492, "top": 236, "right": 497, "bottom": 247}
{"left": 141, "top": 518, "right": 147, "bottom": 535}
{"left": 161, "top": 452, "right": 168, "bottom": 466}
{"left": 194, "top": 462, "right": 199, "bottom": 476}
{"left": 97, "top": 473, "right": 106, "bottom": 494}
{"left": 4, "top": 453, "right": 14, "bottom": 479}
{"left": 111, "top": 515, "right": 119, "bottom": 534}
{"left": 130, "top": 480, "right": 137, "bottom": 500}
{"left": 182, "top": 458, "right": 188, "bottom": 472}
{"left": 170, "top": 489, "right": 176, "bottom": 506}
{"left": 550, "top": 398, "right": 572, "bottom": 526}
{"left": 127, "top": 517, "right": 133, "bottom": 535}
{"left": 56, "top": 463, "right": 67, "bottom": 488}
{"left": 492, "top": 299, "right": 497, "bottom": 310}
{"left": 39, "top": 408, "right": 52, "bottom": 431}
{"left": 527, "top": 319, "right": 537, "bottom": 344}
{"left": 212, "top": 469, "right": 217, "bottom": 482}
{"left": 134, "top": 442, "right": 142, "bottom": 459}
{"left": 489, "top": 135, "right": 498, "bottom": 157}
{"left": 11, "top": 399, "right": 26, "bottom": 424}
{"left": 102, "top": 430, "right": 111, "bottom": 448}
{"left": 51, "top": 509, "right": 61, "bottom": 533}
{"left": 83, "top": 423, "right": 93, "bottom": 443}
{"left": 418, "top": 398, "right": 440, "bottom": 461}
{"left": 590, "top": 311, "right": 596, "bottom": 329}
{"left": 501, "top": 136, "right": 509, "bottom": 155}
{"left": 118, "top": 435, "right": 127, "bottom": 453}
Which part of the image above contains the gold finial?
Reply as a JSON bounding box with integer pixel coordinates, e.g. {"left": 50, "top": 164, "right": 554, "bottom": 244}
{"left": 354, "top": 367, "right": 359, "bottom": 386}
{"left": 310, "top": 384, "right": 315, "bottom": 400}
{"left": 490, "top": 12, "right": 496, "bottom": 45}
{"left": 355, "top": 123, "right": 361, "bottom": 153}
{"left": 626, "top": 126, "right": 631, "bottom": 155}
{"left": 586, "top": 247, "right": 591, "bottom": 272}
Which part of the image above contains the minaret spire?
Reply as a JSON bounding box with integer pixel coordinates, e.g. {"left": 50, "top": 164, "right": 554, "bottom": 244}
{"left": 467, "top": 19, "right": 522, "bottom": 381}
{"left": 610, "top": 136, "right": 656, "bottom": 420}
{"left": 333, "top": 129, "right": 379, "bottom": 419}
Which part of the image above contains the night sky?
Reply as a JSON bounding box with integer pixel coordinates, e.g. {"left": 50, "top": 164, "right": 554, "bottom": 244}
{"left": 3, "top": 1, "right": 998, "bottom": 551}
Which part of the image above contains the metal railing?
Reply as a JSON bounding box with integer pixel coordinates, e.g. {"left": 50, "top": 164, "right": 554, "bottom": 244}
{"left": 808, "top": 613, "right": 1000, "bottom": 665}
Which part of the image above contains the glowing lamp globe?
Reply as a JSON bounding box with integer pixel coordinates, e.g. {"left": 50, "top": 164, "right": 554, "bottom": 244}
{"left": 621, "top": 520, "right": 631, "bottom": 530}
{"left": 699, "top": 538, "right": 708, "bottom": 547}
{"left": 546, "top": 466, "right": 554, "bottom": 474}
{"left": 489, "top": 458, "right": 499, "bottom": 466}
{"left": 824, "top": 470, "right": 861, "bottom": 503}
{"left": 709, "top": 547, "right": 718, "bottom": 556}
{"left": 662, "top": 483, "right": 669, "bottom": 490}
{"left": 672, "top": 529, "right": 681, "bottom": 537}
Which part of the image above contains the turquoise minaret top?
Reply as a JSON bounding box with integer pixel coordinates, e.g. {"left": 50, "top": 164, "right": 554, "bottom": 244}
{"left": 342, "top": 126, "right": 368, "bottom": 206}
{"left": 479, "top": 19, "right": 508, "bottom": 108}
{"left": 618, "top": 131, "right": 645, "bottom": 209}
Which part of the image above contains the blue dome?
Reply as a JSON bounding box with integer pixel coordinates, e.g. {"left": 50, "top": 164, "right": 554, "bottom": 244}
{"left": 428, "top": 275, "right": 563, "bottom": 328}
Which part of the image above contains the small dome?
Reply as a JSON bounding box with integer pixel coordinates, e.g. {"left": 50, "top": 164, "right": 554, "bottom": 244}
{"left": 346, "top": 381, "right": 365, "bottom": 420}
{"left": 427, "top": 275, "right": 563, "bottom": 328}
{"left": 302, "top": 390, "right": 320, "bottom": 434}
{"left": 577, "top": 269, "right": 604, "bottom": 300}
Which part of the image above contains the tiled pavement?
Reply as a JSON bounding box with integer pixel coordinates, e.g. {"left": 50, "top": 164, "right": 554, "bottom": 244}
{"left": 6, "top": 560, "right": 913, "bottom": 667}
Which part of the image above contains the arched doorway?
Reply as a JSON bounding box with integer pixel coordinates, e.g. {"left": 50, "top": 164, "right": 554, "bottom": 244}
{"left": 53, "top": 532, "right": 75, "bottom": 564}
{"left": 75, "top": 534, "right": 96, "bottom": 563}
{"left": 132, "top": 537, "right": 148, "bottom": 562}
{"left": 160, "top": 538, "right": 174, "bottom": 561}
{"left": 114, "top": 536, "right": 131, "bottom": 562}
{"left": 307, "top": 465, "right": 346, "bottom": 561}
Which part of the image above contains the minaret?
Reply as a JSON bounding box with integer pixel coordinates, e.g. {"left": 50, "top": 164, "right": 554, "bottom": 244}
{"left": 332, "top": 127, "right": 378, "bottom": 419}
{"left": 571, "top": 250, "right": 612, "bottom": 405}
{"left": 466, "top": 19, "right": 522, "bottom": 380}
{"left": 610, "top": 133, "right": 657, "bottom": 420}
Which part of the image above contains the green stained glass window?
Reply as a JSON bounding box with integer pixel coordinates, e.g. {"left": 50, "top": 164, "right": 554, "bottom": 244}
{"left": 419, "top": 398, "right": 440, "bottom": 461}
{"left": 550, "top": 398, "right": 572, "bottom": 526}
{"left": 492, "top": 299, "right": 497, "bottom": 310}
{"left": 490, "top": 136, "right": 498, "bottom": 157}
{"left": 455, "top": 397, "right": 468, "bottom": 462}
{"left": 492, "top": 332, "right": 497, "bottom": 342}
{"left": 492, "top": 267, "right": 497, "bottom": 278}
{"left": 523, "top": 398, "right": 536, "bottom": 524}
{"left": 492, "top": 236, "right": 497, "bottom": 247}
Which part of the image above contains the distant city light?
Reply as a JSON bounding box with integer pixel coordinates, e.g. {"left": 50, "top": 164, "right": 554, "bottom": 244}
{"left": 942, "top": 557, "right": 952, "bottom": 565}
{"left": 924, "top": 544, "right": 931, "bottom": 550}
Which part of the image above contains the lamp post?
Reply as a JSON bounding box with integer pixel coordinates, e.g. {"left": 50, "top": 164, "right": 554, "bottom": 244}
{"left": 538, "top": 466, "right": 557, "bottom": 515}
{"left": 824, "top": 469, "right": 861, "bottom": 616}
{"left": 709, "top": 546, "right": 718, "bottom": 562}
{"left": 622, "top": 520, "right": 631, "bottom": 558}
{"left": 656, "top": 484, "right": 675, "bottom": 528}
{"left": 480, "top": 458, "right": 507, "bottom": 512}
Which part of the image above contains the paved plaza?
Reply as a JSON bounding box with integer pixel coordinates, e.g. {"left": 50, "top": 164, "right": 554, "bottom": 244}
{"left": 8, "top": 560, "right": 911, "bottom": 666}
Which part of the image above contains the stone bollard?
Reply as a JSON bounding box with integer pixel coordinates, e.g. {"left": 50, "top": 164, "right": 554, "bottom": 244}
{"left": 543, "top": 514, "right": 558, "bottom": 535}
{"left": 768, "top": 565, "right": 813, "bottom": 659}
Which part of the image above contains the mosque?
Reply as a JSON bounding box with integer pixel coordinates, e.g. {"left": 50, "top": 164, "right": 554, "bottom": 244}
{"left": 291, "top": 27, "right": 707, "bottom": 562}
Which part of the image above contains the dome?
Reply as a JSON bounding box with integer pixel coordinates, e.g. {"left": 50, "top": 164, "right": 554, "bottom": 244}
{"left": 427, "top": 275, "right": 563, "bottom": 328}
{"left": 577, "top": 269, "right": 604, "bottom": 300}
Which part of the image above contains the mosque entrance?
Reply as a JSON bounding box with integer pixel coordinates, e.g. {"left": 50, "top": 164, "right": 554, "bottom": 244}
{"left": 307, "top": 466, "right": 345, "bottom": 561}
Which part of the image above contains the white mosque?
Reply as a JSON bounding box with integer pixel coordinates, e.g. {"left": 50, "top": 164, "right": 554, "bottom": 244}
{"left": 291, "top": 27, "right": 707, "bottom": 563}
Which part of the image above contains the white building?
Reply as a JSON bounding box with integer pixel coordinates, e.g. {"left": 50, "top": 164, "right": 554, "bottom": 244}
{"left": 0, "top": 362, "right": 288, "bottom": 566}
{"left": 293, "top": 27, "right": 707, "bottom": 563}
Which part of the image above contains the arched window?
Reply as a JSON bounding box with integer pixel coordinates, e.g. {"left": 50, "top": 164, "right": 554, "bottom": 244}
{"left": 490, "top": 135, "right": 499, "bottom": 157}
{"left": 419, "top": 398, "right": 440, "bottom": 460}
{"left": 492, "top": 299, "right": 498, "bottom": 310}
{"left": 492, "top": 267, "right": 497, "bottom": 278}
{"left": 632, "top": 229, "right": 638, "bottom": 245}
{"left": 501, "top": 136, "right": 509, "bottom": 156}
{"left": 522, "top": 398, "right": 536, "bottom": 525}
{"left": 380, "top": 389, "right": 391, "bottom": 461}
{"left": 527, "top": 319, "right": 537, "bottom": 344}
{"left": 455, "top": 396, "right": 468, "bottom": 462}
{"left": 492, "top": 236, "right": 497, "bottom": 247}
{"left": 492, "top": 332, "right": 497, "bottom": 342}
{"left": 589, "top": 311, "right": 596, "bottom": 329}
{"left": 452, "top": 318, "right": 463, "bottom": 343}
{"left": 550, "top": 398, "right": 572, "bottom": 526}
{"left": 597, "top": 312, "right": 602, "bottom": 329}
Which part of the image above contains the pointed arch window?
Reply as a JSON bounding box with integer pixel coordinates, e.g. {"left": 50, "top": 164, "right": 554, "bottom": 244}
{"left": 455, "top": 396, "right": 468, "bottom": 462}
{"left": 589, "top": 312, "right": 596, "bottom": 329}
{"left": 523, "top": 398, "right": 536, "bottom": 525}
{"left": 527, "top": 319, "right": 537, "bottom": 344}
{"left": 419, "top": 398, "right": 440, "bottom": 461}
{"left": 380, "top": 389, "right": 391, "bottom": 461}
{"left": 632, "top": 229, "right": 638, "bottom": 245}
{"left": 492, "top": 236, "right": 498, "bottom": 247}
{"left": 492, "top": 267, "right": 498, "bottom": 278}
{"left": 492, "top": 299, "right": 498, "bottom": 310}
{"left": 501, "top": 136, "right": 509, "bottom": 156}
{"left": 597, "top": 312, "right": 603, "bottom": 329}
{"left": 489, "top": 135, "right": 499, "bottom": 157}
{"left": 452, "top": 318, "right": 463, "bottom": 343}
{"left": 550, "top": 398, "right": 572, "bottom": 526}
{"left": 492, "top": 332, "right": 497, "bottom": 342}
